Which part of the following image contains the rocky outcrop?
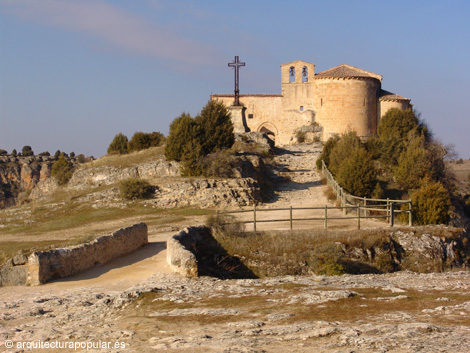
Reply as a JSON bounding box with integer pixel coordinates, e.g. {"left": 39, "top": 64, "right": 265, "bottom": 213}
{"left": 152, "top": 178, "right": 261, "bottom": 208}
{"left": 234, "top": 132, "right": 274, "bottom": 152}
{"left": 0, "top": 156, "right": 54, "bottom": 208}
{"left": 67, "top": 157, "right": 180, "bottom": 191}
{"left": 337, "top": 226, "right": 470, "bottom": 273}
{"left": 166, "top": 227, "right": 203, "bottom": 278}
{"left": 1, "top": 150, "right": 264, "bottom": 209}
{"left": 0, "top": 223, "right": 148, "bottom": 286}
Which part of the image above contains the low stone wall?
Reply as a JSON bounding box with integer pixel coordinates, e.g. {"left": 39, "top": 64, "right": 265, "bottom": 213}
{"left": 167, "top": 227, "right": 208, "bottom": 278}
{"left": 0, "top": 223, "right": 148, "bottom": 286}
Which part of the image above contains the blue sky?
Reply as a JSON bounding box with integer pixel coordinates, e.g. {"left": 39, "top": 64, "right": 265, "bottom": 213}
{"left": 1, "top": 0, "right": 469, "bottom": 158}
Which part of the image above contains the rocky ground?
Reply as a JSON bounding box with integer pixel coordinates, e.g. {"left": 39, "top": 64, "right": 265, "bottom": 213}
{"left": 1, "top": 269, "right": 470, "bottom": 352}
{"left": 1, "top": 144, "right": 469, "bottom": 352}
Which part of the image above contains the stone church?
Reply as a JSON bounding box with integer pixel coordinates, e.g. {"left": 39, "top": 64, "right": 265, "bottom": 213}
{"left": 211, "top": 60, "right": 411, "bottom": 145}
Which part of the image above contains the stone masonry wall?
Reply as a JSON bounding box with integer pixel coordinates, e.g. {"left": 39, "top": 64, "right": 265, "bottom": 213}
{"left": 379, "top": 100, "right": 412, "bottom": 119}
{"left": 0, "top": 223, "right": 148, "bottom": 286}
{"left": 314, "top": 77, "right": 380, "bottom": 139}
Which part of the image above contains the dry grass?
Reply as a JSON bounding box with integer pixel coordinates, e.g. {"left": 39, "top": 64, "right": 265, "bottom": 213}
{"left": 80, "top": 146, "right": 165, "bottom": 169}
{"left": 323, "top": 186, "right": 337, "bottom": 202}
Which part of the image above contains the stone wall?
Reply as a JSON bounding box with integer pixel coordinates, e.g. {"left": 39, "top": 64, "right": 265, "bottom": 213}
{"left": 167, "top": 227, "right": 206, "bottom": 278}
{"left": 213, "top": 95, "right": 314, "bottom": 145}
{"left": 0, "top": 223, "right": 148, "bottom": 286}
{"left": 379, "top": 99, "right": 412, "bottom": 119}
{"left": 315, "top": 77, "right": 380, "bottom": 139}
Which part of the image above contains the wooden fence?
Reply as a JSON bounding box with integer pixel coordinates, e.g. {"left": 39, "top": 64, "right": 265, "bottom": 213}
{"left": 321, "top": 160, "right": 412, "bottom": 227}
{"left": 221, "top": 162, "right": 412, "bottom": 232}
{"left": 224, "top": 201, "right": 411, "bottom": 232}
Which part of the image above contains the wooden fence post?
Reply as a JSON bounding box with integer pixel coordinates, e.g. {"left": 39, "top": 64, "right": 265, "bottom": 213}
{"left": 253, "top": 205, "right": 257, "bottom": 232}
{"left": 390, "top": 202, "right": 395, "bottom": 227}
{"left": 324, "top": 205, "right": 328, "bottom": 230}
{"left": 408, "top": 201, "right": 413, "bottom": 227}
{"left": 386, "top": 198, "right": 390, "bottom": 223}
{"left": 357, "top": 205, "right": 361, "bottom": 230}
{"left": 363, "top": 197, "right": 367, "bottom": 217}
{"left": 290, "top": 206, "right": 293, "bottom": 232}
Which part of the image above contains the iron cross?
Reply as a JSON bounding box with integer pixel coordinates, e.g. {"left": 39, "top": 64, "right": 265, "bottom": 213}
{"left": 228, "top": 56, "right": 245, "bottom": 106}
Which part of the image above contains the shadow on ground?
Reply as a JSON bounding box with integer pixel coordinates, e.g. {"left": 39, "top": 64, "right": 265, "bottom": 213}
{"left": 51, "top": 241, "right": 166, "bottom": 283}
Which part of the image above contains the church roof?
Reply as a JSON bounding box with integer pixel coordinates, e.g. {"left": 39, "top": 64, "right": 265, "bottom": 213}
{"left": 315, "top": 64, "right": 382, "bottom": 82}
{"left": 379, "top": 89, "right": 410, "bottom": 102}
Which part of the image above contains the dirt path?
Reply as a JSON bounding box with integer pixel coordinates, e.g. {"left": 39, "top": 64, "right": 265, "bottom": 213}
{"left": 236, "top": 143, "right": 388, "bottom": 231}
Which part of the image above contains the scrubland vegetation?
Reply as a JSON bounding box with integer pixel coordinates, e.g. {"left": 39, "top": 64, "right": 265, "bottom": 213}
{"left": 317, "top": 108, "right": 458, "bottom": 225}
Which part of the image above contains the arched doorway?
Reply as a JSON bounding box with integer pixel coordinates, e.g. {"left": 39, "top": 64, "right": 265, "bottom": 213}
{"left": 257, "top": 122, "right": 278, "bottom": 144}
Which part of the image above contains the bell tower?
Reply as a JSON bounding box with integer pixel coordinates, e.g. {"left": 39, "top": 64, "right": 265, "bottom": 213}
{"left": 281, "top": 60, "right": 315, "bottom": 111}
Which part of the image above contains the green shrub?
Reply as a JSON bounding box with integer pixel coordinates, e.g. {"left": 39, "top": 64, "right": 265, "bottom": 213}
{"left": 11, "top": 149, "right": 17, "bottom": 157}
{"left": 195, "top": 100, "right": 234, "bottom": 156}
{"left": 335, "top": 147, "right": 377, "bottom": 197}
{"left": 77, "top": 154, "right": 86, "bottom": 163}
{"left": 411, "top": 178, "right": 451, "bottom": 225}
{"left": 107, "top": 133, "right": 129, "bottom": 155}
{"left": 378, "top": 108, "right": 421, "bottom": 140}
{"left": 316, "top": 136, "right": 339, "bottom": 170}
{"left": 394, "top": 136, "right": 431, "bottom": 190}
{"left": 308, "top": 243, "right": 346, "bottom": 276}
{"left": 51, "top": 155, "right": 74, "bottom": 185}
{"left": 328, "top": 131, "right": 361, "bottom": 175}
{"left": 296, "top": 130, "right": 306, "bottom": 143}
{"left": 180, "top": 140, "right": 204, "bottom": 177}
{"left": 127, "top": 131, "right": 165, "bottom": 152}
{"left": 22, "top": 146, "right": 34, "bottom": 157}
{"left": 372, "top": 182, "right": 385, "bottom": 199}
{"left": 377, "top": 109, "right": 425, "bottom": 167}
{"left": 0, "top": 149, "right": 7, "bottom": 156}
{"left": 164, "top": 113, "right": 195, "bottom": 162}
{"left": 119, "top": 178, "right": 154, "bottom": 200}
{"left": 165, "top": 100, "right": 235, "bottom": 176}
{"left": 364, "top": 136, "right": 382, "bottom": 160}
{"left": 202, "top": 150, "right": 239, "bottom": 178}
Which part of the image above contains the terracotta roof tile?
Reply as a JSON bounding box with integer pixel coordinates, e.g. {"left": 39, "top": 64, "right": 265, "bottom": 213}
{"left": 315, "top": 64, "right": 382, "bottom": 81}
{"left": 379, "top": 90, "right": 410, "bottom": 101}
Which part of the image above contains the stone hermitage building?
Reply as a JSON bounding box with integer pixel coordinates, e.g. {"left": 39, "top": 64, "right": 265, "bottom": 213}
{"left": 211, "top": 60, "right": 411, "bottom": 145}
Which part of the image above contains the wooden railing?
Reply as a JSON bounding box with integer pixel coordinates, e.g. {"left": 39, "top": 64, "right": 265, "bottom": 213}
{"left": 221, "top": 162, "right": 412, "bottom": 232}
{"left": 321, "top": 160, "right": 412, "bottom": 227}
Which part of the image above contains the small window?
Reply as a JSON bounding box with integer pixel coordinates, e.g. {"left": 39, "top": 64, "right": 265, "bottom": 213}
{"left": 248, "top": 114, "right": 254, "bottom": 119}
{"left": 321, "top": 98, "right": 323, "bottom": 106}
{"left": 300, "top": 106, "right": 304, "bottom": 111}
